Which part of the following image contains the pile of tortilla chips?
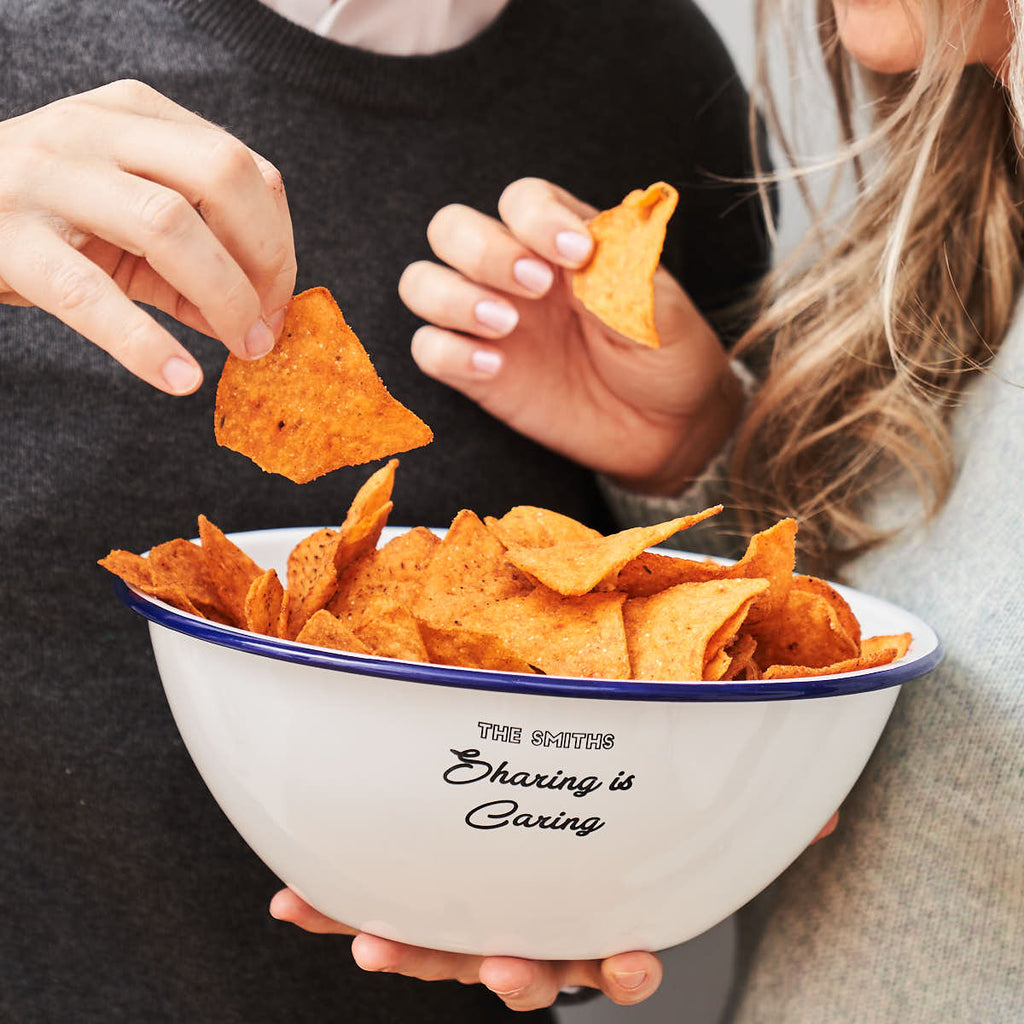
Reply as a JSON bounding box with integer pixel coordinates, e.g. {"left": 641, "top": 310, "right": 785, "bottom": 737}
{"left": 100, "top": 460, "right": 911, "bottom": 682}
{"left": 572, "top": 182, "right": 678, "bottom": 349}
{"left": 215, "top": 287, "right": 433, "bottom": 484}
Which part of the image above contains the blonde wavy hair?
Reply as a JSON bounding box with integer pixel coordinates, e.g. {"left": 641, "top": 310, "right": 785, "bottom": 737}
{"left": 731, "top": 0, "right": 1024, "bottom": 574}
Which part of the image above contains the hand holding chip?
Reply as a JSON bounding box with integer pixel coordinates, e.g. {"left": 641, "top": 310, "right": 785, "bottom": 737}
{"left": 0, "top": 79, "right": 296, "bottom": 394}
{"left": 400, "top": 176, "right": 745, "bottom": 496}
{"left": 269, "top": 888, "right": 664, "bottom": 1011}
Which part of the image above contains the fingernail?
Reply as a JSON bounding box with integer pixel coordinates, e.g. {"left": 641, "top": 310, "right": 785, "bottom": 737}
{"left": 614, "top": 970, "right": 647, "bottom": 991}
{"left": 513, "top": 257, "right": 554, "bottom": 295}
{"left": 245, "top": 318, "right": 275, "bottom": 358}
{"left": 471, "top": 349, "right": 503, "bottom": 376}
{"left": 161, "top": 356, "right": 201, "bottom": 394}
{"left": 492, "top": 987, "right": 524, "bottom": 997}
{"left": 474, "top": 299, "right": 519, "bottom": 334}
{"left": 555, "top": 230, "right": 592, "bottom": 264}
{"left": 267, "top": 308, "right": 287, "bottom": 338}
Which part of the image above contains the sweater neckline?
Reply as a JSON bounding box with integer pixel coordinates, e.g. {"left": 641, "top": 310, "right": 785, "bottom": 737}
{"left": 164, "top": 0, "right": 548, "bottom": 113}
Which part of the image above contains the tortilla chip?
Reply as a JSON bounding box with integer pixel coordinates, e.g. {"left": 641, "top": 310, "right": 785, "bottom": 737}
{"left": 295, "top": 609, "right": 371, "bottom": 655}
{"left": 792, "top": 574, "right": 862, "bottom": 651}
{"left": 485, "top": 506, "right": 601, "bottom": 549}
{"left": 703, "top": 646, "right": 734, "bottom": 682}
{"left": 750, "top": 587, "right": 860, "bottom": 671}
{"left": 623, "top": 578, "right": 768, "bottom": 682}
{"left": 215, "top": 288, "right": 432, "bottom": 483}
{"left": 98, "top": 549, "right": 202, "bottom": 617}
{"left": 353, "top": 600, "right": 429, "bottom": 662}
{"left": 461, "top": 588, "right": 630, "bottom": 679}
{"left": 861, "top": 632, "right": 912, "bottom": 661}
{"left": 721, "top": 633, "right": 761, "bottom": 681}
{"left": 286, "top": 527, "right": 338, "bottom": 602}
{"left": 414, "top": 509, "right": 532, "bottom": 625}
{"left": 330, "top": 498, "right": 395, "bottom": 581}
{"left": 417, "top": 620, "right": 538, "bottom": 674}
{"left": 616, "top": 519, "right": 797, "bottom": 624}
{"left": 332, "top": 459, "right": 399, "bottom": 571}
{"left": 731, "top": 520, "right": 799, "bottom": 623}
{"left": 101, "top": 451, "right": 908, "bottom": 686}
{"left": 197, "top": 515, "right": 265, "bottom": 627}
{"left": 328, "top": 526, "right": 439, "bottom": 623}
{"left": 142, "top": 537, "right": 236, "bottom": 625}
{"left": 503, "top": 507, "right": 721, "bottom": 597}
{"left": 289, "top": 501, "right": 393, "bottom": 637}
{"left": 704, "top": 599, "right": 762, "bottom": 676}
{"left": 571, "top": 182, "right": 678, "bottom": 348}
{"left": 762, "top": 639, "right": 905, "bottom": 679}
{"left": 615, "top": 550, "right": 723, "bottom": 598}
{"left": 276, "top": 590, "right": 295, "bottom": 641}
{"left": 244, "top": 568, "right": 285, "bottom": 637}
{"left": 287, "top": 461, "right": 398, "bottom": 635}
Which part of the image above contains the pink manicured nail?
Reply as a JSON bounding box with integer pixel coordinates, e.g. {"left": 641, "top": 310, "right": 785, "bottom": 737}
{"left": 474, "top": 300, "right": 519, "bottom": 334}
{"left": 513, "top": 258, "right": 554, "bottom": 295}
{"left": 555, "top": 230, "right": 592, "bottom": 264}
{"left": 161, "top": 356, "right": 201, "bottom": 394}
{"left": 245, "top": 318, "right": 275, "bottom": 358}
{"left": 471, "top": 349, "right": 503, "bottom": 376}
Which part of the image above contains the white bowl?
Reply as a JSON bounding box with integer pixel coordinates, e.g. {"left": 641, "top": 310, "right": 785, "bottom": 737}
{"left": 117, "top": 526, "right": 941, "bottom": 960}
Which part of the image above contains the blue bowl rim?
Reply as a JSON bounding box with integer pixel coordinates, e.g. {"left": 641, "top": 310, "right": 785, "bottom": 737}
{"left": 115, "top": 572, "right": 943, "bottom": 703}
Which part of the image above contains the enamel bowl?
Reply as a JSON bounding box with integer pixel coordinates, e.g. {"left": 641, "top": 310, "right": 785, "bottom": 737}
{"left": 116, "top": 526, "right": 941, "bottom": 960}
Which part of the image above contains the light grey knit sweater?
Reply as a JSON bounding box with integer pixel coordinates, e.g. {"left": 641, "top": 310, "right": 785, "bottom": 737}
{"left": 608, "top": 325, "right": 1023, "bottom": 1021}
{"left": 727, "top": 324, "right": 1024, "bottom": 1023}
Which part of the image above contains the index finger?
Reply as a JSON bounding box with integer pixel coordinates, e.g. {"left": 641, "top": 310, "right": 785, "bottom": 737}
{"left": 83, "top": 80, "right": 296, "bottom": 325}
{"left": 110, "top": 117, "right": 295, "bottom": 330}
{"left": 497, "top": 177, "right": 599, "bottom": 269}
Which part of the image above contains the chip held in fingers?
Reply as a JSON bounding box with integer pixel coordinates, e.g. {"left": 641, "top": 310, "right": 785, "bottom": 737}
{"left": 100, "top": 464, "right": 912, "bottom": 682}
{"left": 571, "top": 182, "right": 678, "bottom": 348}
{"left": 215, "top": 287, "right": 433, "bottom": 483}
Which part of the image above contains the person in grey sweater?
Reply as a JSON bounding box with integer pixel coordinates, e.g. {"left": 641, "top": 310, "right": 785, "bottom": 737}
{"left": 341, "top": 0, "right": 1023, "bottom": 1019}
{"left": 0, "top": 0, "right": 773, "bottom": 1020}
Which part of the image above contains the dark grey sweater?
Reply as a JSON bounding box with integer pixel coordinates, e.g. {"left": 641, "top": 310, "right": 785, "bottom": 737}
{"left": 0, "top": 1, "right": 769, "bottom": 1020}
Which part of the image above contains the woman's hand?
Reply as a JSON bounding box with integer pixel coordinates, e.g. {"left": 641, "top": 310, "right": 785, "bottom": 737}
{"left": 399, "top": 177, "right": 745, "bottom": 496}
{"left": 269, "top": 888, "right": 663, "bottom": 1012}
{"left": 0, "top": 79, "right": 296, "bottom": 394}
{"left": 268, "top": 817, "right": 836, "bottom": 1010}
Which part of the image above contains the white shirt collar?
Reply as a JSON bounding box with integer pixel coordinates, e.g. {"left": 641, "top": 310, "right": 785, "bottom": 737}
{"left": 260, "top": 0, "right": 511, "bottom": 56}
